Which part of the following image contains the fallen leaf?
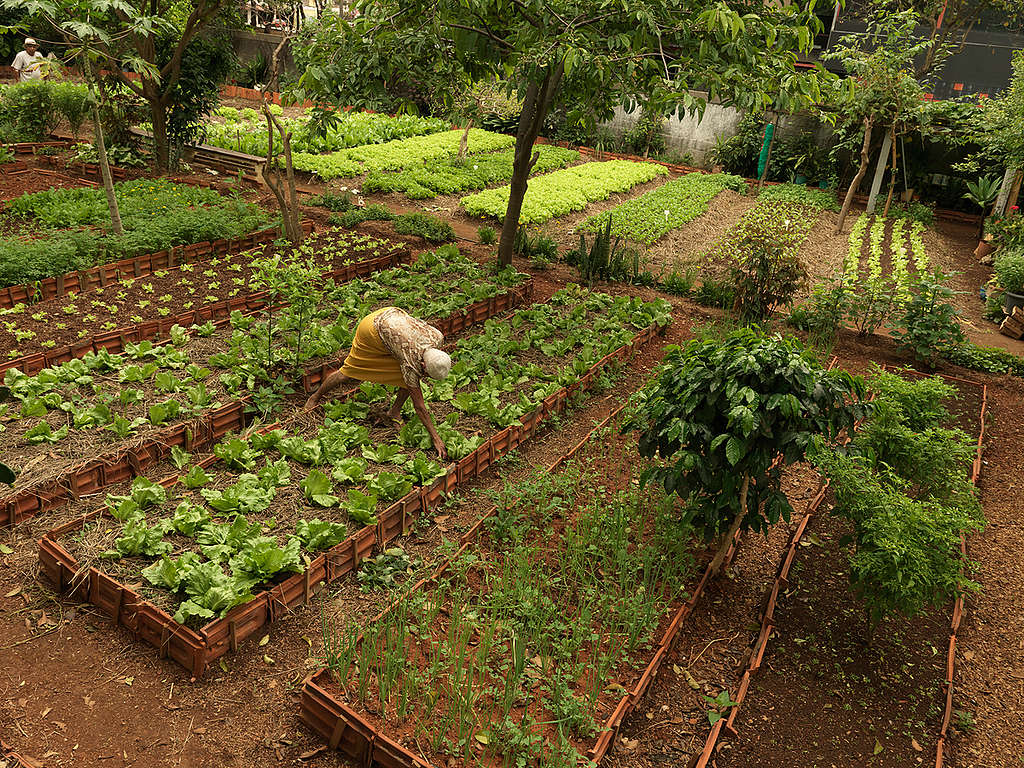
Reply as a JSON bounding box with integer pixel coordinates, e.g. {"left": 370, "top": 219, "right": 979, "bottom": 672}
{"left": 963, "top": 650, "right": 975, "bottom": 662}
{"left": 40, "top": 707, "right": 51, "bottom": 718}
{"left": 873, "top": 739, "right": 884, "bottom": 755}
{"left": 683, "top": 669, "right": 701, "bottom": 691}
{"left": 474, "top": 733, "right": 489, "bottom": 745}
{"left": 911, "top": 739, "right": 923, "bottom": 752}
{"left": 123, "top": 677, "right": 134, "bottom": 686}
{"left": 263, "top": 654, "right": 275, "bottom": 665}
{"left": 605, "top": 682, "right": 627, "bottom": 695}
{"left": 219, "top": 658, "right": 229, "bottom": 673}
{"left": 5, "top": 586, "right": 22, "bottom": 598}
{"left": 258, "top": 634, "right": 270, "bottom": 647}
{"left": 299, "top": 746, "right": 326, "bottom": 760}
{"left": 0, "top": 544, "right": 13, "bottom": 554}
{"left": 193, "top": 727, "right": 206, "bottom": 735}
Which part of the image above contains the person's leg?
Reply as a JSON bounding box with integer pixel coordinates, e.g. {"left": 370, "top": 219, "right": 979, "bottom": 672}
{"left": 388, "top": 388, "right": 411, "bottom": 420}
{"left": 304, "top": 369, "right": 355, "bottom": 409}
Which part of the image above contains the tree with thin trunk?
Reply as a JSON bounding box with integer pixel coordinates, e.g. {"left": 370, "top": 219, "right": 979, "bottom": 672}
{"left": 823, "top": 10, "right": 936, "bottom": 234}
{"left": 630, "top": 329, "right": 865, "bottom": 577}
{"left": 260, "top": 36, "right": 303, "bottom": 244}
{"left": 293, "top": 0, "right": 834, "bottom": 266}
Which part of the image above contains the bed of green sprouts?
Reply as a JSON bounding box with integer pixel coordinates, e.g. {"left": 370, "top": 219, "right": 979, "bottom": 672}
{"left": 319, "top": 425, "right": 694, "bottom": 767}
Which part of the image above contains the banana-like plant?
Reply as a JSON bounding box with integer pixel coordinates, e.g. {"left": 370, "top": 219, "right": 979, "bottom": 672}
{"left": 965, "top": 175, "right": 1002, "bottom": 238}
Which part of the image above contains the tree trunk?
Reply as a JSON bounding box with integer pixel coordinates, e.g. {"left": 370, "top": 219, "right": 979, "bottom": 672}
{"left": 497, "top": 63, "right": 564, "bottom": 266}
{"left": 834, "top": 117, "right": 874, "bottom": 235}
{"left": 457, "top": 119, "right": 473, "bottom": 161}
{"left": 261, "top": 37, "right": 303, "bottom": 245}
{"left": 92, "top": 99, "right": 124, "bottom": 237}
{"left": 708, "top": 473, "right": 750, "bottom": 577}
{"left": 882, "top": 127, "right": 898, "bottom": 218}
{"left": 148, "top": 92, "right": 171, "bottom": 172}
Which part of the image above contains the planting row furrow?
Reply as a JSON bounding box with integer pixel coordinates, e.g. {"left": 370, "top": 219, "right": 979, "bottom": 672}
{"left": 461, "top": 160, "right": 669, "bottom": 224}
{"left": 37, "top": 288, "right": 670, "bottom": 675}
{"left": 577, "top": 172, "right": 748, "bottom": 245}
{"left": 1, "top": 248, "right": 530, "bottom": 506}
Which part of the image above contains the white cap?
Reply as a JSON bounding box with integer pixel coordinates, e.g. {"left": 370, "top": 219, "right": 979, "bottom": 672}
{"left": 24, "top": 38, "right": 37, "bottom": 46}
{"left": 423, "top": 348, "right": 452, "bottom": 381}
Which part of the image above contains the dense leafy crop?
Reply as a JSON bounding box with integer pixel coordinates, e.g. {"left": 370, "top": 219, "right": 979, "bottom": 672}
{"left": 362, "top": 145, "right": 579, "bottom": 199}
{"left": 204, "top": 106, "right": 450, "bottom": 156}
{"left": 757, "top": 182, "right": 839, "bottom": 211}
{"left": 578, "top": 172, "right": 747, "bottom": 245}
{"left": 292, "top": 129, "right": 516, "bottom": 180}
{"left": 461, "top": 160, "right": 668, "bottom": 224}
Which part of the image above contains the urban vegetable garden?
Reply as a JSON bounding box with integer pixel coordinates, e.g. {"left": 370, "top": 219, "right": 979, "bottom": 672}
{"left": 2, "top": 2, "right": 1024, "bottom": 768}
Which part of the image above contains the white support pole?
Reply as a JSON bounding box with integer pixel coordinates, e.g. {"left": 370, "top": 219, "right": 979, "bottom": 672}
{"left": 865, "top": 130, "right": 892, "bottom": 214}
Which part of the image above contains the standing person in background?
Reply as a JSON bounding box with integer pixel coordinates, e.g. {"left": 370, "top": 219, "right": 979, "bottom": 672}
{"left": 11, "top": 38, "right": 45, "bottom": 81}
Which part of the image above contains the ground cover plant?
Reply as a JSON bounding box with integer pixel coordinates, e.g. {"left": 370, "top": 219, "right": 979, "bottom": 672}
{"left": 56, "top": 286, "right": 671, "bottom": 628}
{"left": 315, "top": 422, "right": 694, "bottom": 767}
{"left": 0, "top": 228, "right": 404, "bottom": 359}
{"left": 461, "top": 160, "right": 668, "bottom": 224}
{"left": 291, "top": 129, "right": 515, "bottom": 180}
{"left": 577, "top": 172, "right": 747, "bottom": 245}
{"left": 204, "top": 106, "right": 450, "bottom": 156}
{"left": 0, "top": 179, "right": 268, "bottom": 287}
{"left": 757, "top": 182, "right": 839, "bottom": 211}
{"left": 0, "top": 247, "right": 529, "bottom": 490}
{"left": 362, "top": 145, "right": 579, "bottom": 199}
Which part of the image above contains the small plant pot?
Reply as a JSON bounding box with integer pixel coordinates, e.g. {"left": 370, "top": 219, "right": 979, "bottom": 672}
{"left": 974, "top": 240, "right": 996, "bottom": 259}
{"left": 817, "top": 180, "right": 829, "bottom": 190}
{"left": 794, "top": 173, "right": 808, "bottom": 185}
{"left": 1004, "top": 291, "right": 1024, "bottom": 315}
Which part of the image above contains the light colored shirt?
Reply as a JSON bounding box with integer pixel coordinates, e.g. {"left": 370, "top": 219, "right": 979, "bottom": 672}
{"left": 12, "top": 51, "right": 44, "bottom": 81}
{"left": 374, "top": 307, "right": 443, "bottom": 388}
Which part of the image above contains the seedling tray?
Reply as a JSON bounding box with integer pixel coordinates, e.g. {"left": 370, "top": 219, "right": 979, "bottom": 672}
{"left": 37, "top": 320, "right": 660, "bottom": 676}
{"left": 1, "top": 279, "right": 533, "bottom": 527}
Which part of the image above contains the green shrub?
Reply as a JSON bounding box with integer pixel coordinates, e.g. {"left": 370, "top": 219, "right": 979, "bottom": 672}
{"left": 995, "top": 247, "right": 1024, "bottom": 294}
{"left": 693, "top": 277, "right": 735, "bottom": 309}
{"left": 889, "top": 272, "right": 965, "bottom": 368}
{"left": 304, "top": 191, "right": 352, "bottom": 211}
{"left": 478, "top": 225, "right": 496, "bottom": 245}
{"left": 0, "top": 80, "right": 59, "bottom": 142}
{"left": 328, "top": 203, "right": 394, "bottom": 228}
{"left": 392, "top": 212, "right": 455, "bottom": 243}
{"left": 942, "top": 340, "right": 1024, "bottom": 377}
{"left": 661, "top": 268, "right": 695, "bottom": 296}
{"left": 787, "top": 275, "right": 853, "bottom": 348}
{"left": 888, "top": 200, "right": 935, "bottom": 226}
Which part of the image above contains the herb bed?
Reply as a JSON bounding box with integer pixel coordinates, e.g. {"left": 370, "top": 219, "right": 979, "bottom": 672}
{"left": 38, "top": 290, "right": 668, "bottom": 674}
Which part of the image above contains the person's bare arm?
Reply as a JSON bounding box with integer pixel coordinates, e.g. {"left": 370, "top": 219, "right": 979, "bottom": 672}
{"left": 408, "top": 385, "right": 447, "bottom": 461}
{"left": 304, "top": 369, "right": 353, "bottom": 410}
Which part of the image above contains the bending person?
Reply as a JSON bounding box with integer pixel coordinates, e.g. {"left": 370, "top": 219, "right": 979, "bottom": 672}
{"left": 304, "top": 306, "right": 451, "bottom": 459}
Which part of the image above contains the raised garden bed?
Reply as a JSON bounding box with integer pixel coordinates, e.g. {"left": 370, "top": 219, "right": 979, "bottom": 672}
{"left": 1, "top": 260, "right": 535, "bottom": 523}
{"left": 37, "top": 291, "right": 667, "bottom": 675}
{"left": 0, "top": 226, "right": 405, "bottom": 367}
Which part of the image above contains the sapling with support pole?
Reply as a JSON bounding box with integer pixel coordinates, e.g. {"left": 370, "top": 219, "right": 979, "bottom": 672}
{"left": 260, "top": 36, "right": 304, "bottom": 245}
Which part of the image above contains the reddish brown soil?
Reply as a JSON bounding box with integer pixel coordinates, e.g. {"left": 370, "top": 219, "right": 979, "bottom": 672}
{"left": 2, "top": 158, "right": 1024, "bottom": 768}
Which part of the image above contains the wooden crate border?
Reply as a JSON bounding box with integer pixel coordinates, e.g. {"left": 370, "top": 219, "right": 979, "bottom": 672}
{"left": 0, "top": 247, "right": 410, "bottom": 376}
{"left": 37, "top": 321, "right": 662, "bottom": 677}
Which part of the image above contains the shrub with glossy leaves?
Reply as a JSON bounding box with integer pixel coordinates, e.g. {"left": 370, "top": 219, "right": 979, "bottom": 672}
{"left": 629, "top": 329, "right": 865, "bottom": 545}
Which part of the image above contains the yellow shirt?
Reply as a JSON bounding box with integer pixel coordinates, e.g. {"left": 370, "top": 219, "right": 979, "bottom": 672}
{"left": 339, "top": 307, "right": 443, "bottom": 388}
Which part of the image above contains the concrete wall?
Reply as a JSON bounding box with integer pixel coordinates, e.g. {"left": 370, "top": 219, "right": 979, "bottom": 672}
{"left": 604, "top": 101, "right": 830, "bottom": 167}
{"left": 230, "top": 30, "right": 295, "bottom": 74}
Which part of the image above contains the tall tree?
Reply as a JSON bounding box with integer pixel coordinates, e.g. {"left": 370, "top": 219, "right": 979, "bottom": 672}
{"left": 294, "top": 0, "right": 832, "bottom": 266}
{"left": 822, "top": 10, "right": 935, "bottom": 233}
{"left": 6, "top": 0, "right": 233, "bottom": 169}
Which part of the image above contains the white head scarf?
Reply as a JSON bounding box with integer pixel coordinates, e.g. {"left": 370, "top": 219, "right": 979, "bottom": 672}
{"left": 423, "top": 348, "right": 452, "bottom": 380}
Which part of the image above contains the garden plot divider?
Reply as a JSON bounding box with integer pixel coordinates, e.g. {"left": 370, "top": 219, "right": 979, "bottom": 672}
{"left": 693, "top": 367, "right": 987, "bottom": 768}
{"left": 0, "top": 243, "right": 410, "bottom": 377}
{"left": 0, "top": 221, "right": 314, "bottom": 310}
{"left": 298, "top": 395, "right": 745, "bottom": 768}
{"left": 36, "top": 318, "right": 662, "bottom": 677}
{"left": 1, "top": 278, "right": 534, "bottom": 528}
